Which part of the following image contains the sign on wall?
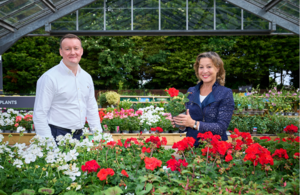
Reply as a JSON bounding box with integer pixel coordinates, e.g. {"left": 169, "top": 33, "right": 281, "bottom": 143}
{"left": 0, "top": 96, "right": 35, "bottom": 108}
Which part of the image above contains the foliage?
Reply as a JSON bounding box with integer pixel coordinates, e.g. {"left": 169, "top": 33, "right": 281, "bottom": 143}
{"left": 164, "top": 88, "right": 189, "bottom": 117}
{"left": 105, "top": 91, "right": 120, "bottom": 105}
{"left": 228, "top": 114, "right": 300, "bottom": 134}
{"left": 3, "top": 35, "right": 298, "bottom": 93}
{"left": 0, "top": 126, "right": 299, "bottom": 194}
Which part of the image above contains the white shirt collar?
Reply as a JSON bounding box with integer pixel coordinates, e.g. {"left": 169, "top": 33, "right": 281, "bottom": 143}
{"left": 59, "top": 60, "right": 81, "bottom": 75}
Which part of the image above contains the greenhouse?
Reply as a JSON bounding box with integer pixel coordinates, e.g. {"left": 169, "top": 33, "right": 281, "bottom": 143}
{"left": 0, "top": 0, "right": 299, "bottom": 194}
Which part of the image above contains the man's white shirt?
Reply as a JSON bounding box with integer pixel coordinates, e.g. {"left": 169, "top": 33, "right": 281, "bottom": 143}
{"left": 33, "top": 60, "right": 102, "bottom": 138}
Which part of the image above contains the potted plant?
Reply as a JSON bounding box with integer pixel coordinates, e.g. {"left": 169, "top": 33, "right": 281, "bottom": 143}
{"left": 163, "top": 88, "right": 189, "bottom": 128}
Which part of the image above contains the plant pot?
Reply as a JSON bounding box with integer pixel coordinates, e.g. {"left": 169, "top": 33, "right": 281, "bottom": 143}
{"left": 121, "top": 130, "right": 129, "bottom": 134}
{"left": 4, "top": 130, "right": 13, "bottom": 133}
{"left": 131, "top": 130, "right": 140, "bottom": 134}
{"left": 173, "top": 112, "right": 186, "bottom": 128}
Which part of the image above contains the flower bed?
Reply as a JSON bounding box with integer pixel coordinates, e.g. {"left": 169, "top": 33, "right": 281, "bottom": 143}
{"left": 0, "top": 125, "right": 299, "bottom": 194}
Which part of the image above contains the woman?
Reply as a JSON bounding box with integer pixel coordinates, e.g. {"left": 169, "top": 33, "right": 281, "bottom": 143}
{"left": 173, "top": 51, "right": 234, "bottom": 147}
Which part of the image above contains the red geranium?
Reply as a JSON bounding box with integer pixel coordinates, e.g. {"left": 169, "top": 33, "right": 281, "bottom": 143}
{"left": 121, "top": 170, "right": 129, "bottom": 177}
{"left": 161, "top": 137, "right": 167, "bottom": 145}
{"left": 225, "top": 154, "right": 233, "bottom": 162}
{"left": 165, "top": 87, "right": 179, "bottom": 97}
{"left": 150, "top": 127, "right": 164, "bottom": 133}
{"left": 260, "top": 136, "right": 271, "bottom": 141}
{"left": 142, "top": 147, "right": 151, "bottom": 153}
{"left": 172, "top": 137, "right": 195, "bottom": 151}
{"left": 244, "top": 143, "right": 274, "bottom": 166}
{"left": 107, "top": 141, "right": 117, "bottom": 147}
{"left": 284, "top": 124, "right": 298, "bottom": 134}
{"left": 294, "top": 153, "right": 300, "bottom": 159}
{"left": 166, "top": 157, "right": 188, "bottom": 172}
{"left": 81, "top": 160, "right": 100, "bottom": 173}
{"left": 272, "top": 148, "right": 289, "bottom": 159}
{"left": 117, "top": 140, "right": 123, "bottom": 147}
{"left": 144, "top": 157, "right": 162, "bottom": 171}
{"left": 97, "top": 168, "right": 115, "bottom": 181}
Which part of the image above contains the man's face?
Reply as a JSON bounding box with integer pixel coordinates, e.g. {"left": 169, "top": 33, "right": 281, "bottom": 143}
{"left": 59, "top": 38, "right": 83, "bottom": 67}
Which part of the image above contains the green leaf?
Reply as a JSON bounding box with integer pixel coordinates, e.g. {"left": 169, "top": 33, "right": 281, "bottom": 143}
{"left": 0, "top": 190, "right": 7, "bottom": 195}
{"left": 103, "top": 186, "right": 123, "bottom": 195}
{"left": 38, "top": 188, "right": 54, "bottom": 195}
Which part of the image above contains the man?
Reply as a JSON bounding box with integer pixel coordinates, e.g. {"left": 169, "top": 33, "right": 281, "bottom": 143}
{"left": 33, "top": 34, "right": 102, "bottom": 141}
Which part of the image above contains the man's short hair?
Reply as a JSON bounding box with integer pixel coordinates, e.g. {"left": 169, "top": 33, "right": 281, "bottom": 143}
{"left": 60, "top": 34, "right": 82, "bottom": 48}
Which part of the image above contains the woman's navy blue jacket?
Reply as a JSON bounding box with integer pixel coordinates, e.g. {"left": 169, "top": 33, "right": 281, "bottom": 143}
{"left": 184, "top": 81, "right": 235, "bottom": 146}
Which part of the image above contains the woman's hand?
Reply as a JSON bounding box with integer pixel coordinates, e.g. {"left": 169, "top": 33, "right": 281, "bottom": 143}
{"left": 173, "top": 109, "right": 195, "bottom": 129}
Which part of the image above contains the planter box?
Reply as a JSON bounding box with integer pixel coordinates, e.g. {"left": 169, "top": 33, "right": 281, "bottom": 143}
{"left": 1, "top": 132, "right": 282, "bottom": 146}
{"left": 1, "top": 132, "right": 187, "bottom": 146}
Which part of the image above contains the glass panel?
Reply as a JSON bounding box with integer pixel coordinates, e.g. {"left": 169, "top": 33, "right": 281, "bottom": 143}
{"left": 4, "top": 2, "right": 46, "bottom": 25}
{"left": 0, "top": 0, "right": 34, "bottom": 17}
{"left": 243, "top": 10, "right": 269, "bottom": 30}
{"left": 134, "top": 8, "right": 158, "bottom": 30}
{"left": 79, "top": 8, "right": 104, "bottom": 30}
{"left": 134, "top": 0, "right": 158, "bottom": 8}
{"left": 106, "top": 8, "right": 131, "bottom": 30}
{"left": 30, "top": 26, "right": 46, "bottom": 34}
{"left": 133, "top": 0, "right": 158, "bottom": 30}
{"left": 79, "top": 0, "right": 104, "bottom": 30}
{"left": 106, "top": 0, "right": 131, "bottom": 8}
{"left": 275, "top": 25, "right": 292, "bottom": 33}
{"left": 51, "top": 12, "right": 76, "bottom": 30}
{"left": 51, "top": 0, "right": 65, "bottom": 6}
{"left": 188, "top": 0, "right": 214, "bottom": 30}
{"left": 216, "top": 0, "right": 241, "bottom": 30}
{"left": 272, "top": 1, "right": 299, "bottom": 20}
{"left": 161, "top": 0, "right": 186, "bottom": 30}
{"left": 0, "top": 28, "right": 9, "bottom": 38}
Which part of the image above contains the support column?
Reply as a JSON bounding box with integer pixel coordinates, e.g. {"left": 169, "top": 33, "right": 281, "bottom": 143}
{"left": 0, "top": 55, "right": 3, "bottom": 95}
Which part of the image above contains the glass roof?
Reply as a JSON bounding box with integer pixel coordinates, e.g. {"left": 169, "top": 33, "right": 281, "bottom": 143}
{"left": 0, "top": 0, "right": 298, "bottom": 42}
{"left": 245, "top": 0, "right": 299, "bottom": 24}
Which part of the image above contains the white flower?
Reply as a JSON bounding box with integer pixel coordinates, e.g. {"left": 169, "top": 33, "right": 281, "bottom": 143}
{"left": 13, "top": 159, "right": 24, "bottom": 168}
{"left": 0, "top": 165, "right": 3, "bottom": 169}
{"left": 16, "top": 126, "right": 25, "bottom": 133}
{"left": 71, "top": 129, "right": 75, "bottom": 134}
{"left": 63, "top": 163, "right": 81, "bottom": 181}
{"left": 24, "top": 153, "right": 37, "bottom": 164}
{"left": 0, "top": 134, "right": 4, "bottom": 142}
{"left": 65, "top": 149, "right": 79, "bottom": 162}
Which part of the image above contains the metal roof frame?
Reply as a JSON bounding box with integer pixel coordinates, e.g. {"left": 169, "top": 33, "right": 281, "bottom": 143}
{"left": 226, "top": 0, "right": 299, "bottom": 34}
{"left": 263, "top": 0, "right": 283, "bottom": 12}
{"left": 0, "top": 0, "right": 97, "bottom": 54}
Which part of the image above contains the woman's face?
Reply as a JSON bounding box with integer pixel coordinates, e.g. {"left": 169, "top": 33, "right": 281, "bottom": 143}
{"left": 198, "top": 58, "right": 219, "bottom": 85}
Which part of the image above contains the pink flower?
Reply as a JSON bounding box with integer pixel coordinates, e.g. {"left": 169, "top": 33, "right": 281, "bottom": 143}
{"left": 116, "top": 126, "right": 119, "bottom": 132}
{"left": 14, "top": 123, "right": 19, "bottom": 127}
{"left": 265, "top": 93, "right": 269, "bottom": 98}
{"left": 15, "top": 116, "right": 22, "bottom": 122}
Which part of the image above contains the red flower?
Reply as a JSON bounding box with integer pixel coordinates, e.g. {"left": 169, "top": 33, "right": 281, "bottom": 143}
{"left": 260, "top": 136, "right": 271, "bottom": 141}
{"left": 117, "top": 140, "right": 123, "bottom": 147}
{"left": 166, "top": 158, "right": 188, "bottom": 172}
{"left": 284, "top": 124, "right": 298, "bottom": 134}
{"left": 150, "top": 128, "right": 156, "bottom": 132}
{"left": 295, "top": 136, "right": 300, "bottom": 143}
{"left": 230, "top": 134, "right": 239, "bottom": 139}
{"left": 165, "top": 87, "right": 179, "bottom": 97}
{"left": 107, "top": 141, "right": 117, "bottom": 147}
{"left": 161, "top": 137, "right": 167, "bottom": 145}
{"left": 81, "top": 160, "right": 100, "bottom": 173}
{"left": 294, "top": 153, "right": 300, "bottom": 159}
{"left": 144, "top": 157, "right": 162, "bottom": 171}
{"left": 272, "top": 149, "right": 289, "bottom": 159}
{"left": 142, "top": 147, "right": 151, "bottom": 153}
{"left": 244, "top": 143, "right": 273, "bottom": 166}
{"left": 225, "top": 154, "right": 233, "bottom": 162}
{"left": 97, "top": 168, "right": 115, "bottom": 181}
{"left": 156, "top": 127, "right": 163, "bottom": 133}
{"left": 121, "top": 170, "right": 129, "bottom": 177}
